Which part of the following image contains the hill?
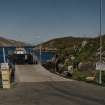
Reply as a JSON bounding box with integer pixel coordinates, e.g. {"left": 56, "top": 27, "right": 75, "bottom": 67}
{"left": 41, "top": 36, "right": 98, "bottom": 49}
{"left": 0, "top": 36, "right": 27, "bottom": 47}
{"left": 39, "top": 35, "right": 105, "bottom": 62}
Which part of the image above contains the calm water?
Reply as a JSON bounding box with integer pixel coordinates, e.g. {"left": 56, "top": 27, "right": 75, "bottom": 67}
{"left": 0, "top": 47, "right": 55, "bottom": 63}
{"left": 0, "top": 47, "right": 15, "bottom": 63}
{"left": 35, "top": 51, "right": 56, "bottom": 64}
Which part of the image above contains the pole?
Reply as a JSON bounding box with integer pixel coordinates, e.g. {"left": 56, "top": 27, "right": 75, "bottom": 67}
{"left": 3, "top": 48, "right": 6, "bottom": 63}
{"left": 40, "top": 44, "right": 42, "bottom": 64}
{"left": 99, "top": 0, "right": 102, "bottom": 84}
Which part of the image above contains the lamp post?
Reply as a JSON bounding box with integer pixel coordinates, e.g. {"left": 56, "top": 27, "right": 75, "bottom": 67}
{"left": 99, "top": 0, "right": 102, "bottom": 84}
{"left": 40, "top": 44, "right": 42, "bottom": 64}
{"left": 3, "top": 48, "right": 6, "bottom": 63}
{"left": 35, "top": 36, "right": 42, "bottom": 64}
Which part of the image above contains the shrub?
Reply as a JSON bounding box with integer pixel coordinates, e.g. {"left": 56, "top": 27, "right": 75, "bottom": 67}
{"left": 72, "top": 70, "right": 86, "bottom": 81}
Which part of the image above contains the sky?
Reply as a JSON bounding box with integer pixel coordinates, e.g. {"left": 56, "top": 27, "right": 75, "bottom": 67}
{"left": 0, "top": 0, "right": 105, "bottom": 44}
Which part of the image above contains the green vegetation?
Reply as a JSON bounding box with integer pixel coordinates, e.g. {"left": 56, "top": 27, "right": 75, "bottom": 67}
{"left": 72, "top": 70, "right": 86, "bottom": 81}
{"left": 42, "top": 35, "right": 105, "bottom": 86}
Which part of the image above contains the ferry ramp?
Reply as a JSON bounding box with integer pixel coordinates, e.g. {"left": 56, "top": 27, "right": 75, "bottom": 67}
{"left": 0, "top": 64, "right": 105, "bottom": 105}
{"left": 15, "top": 64, "right": 72, "bottom": 82}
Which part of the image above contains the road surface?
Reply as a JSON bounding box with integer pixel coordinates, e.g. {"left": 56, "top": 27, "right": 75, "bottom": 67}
{"left": 0, "top": 64, "right": 105, "bottom": 105}
{"left": 15, "top": 64, "right": 72, "bottom": 82}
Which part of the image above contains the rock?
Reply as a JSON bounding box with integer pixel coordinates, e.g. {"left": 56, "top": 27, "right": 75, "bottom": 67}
{"left": 86, "top": 76, "right": 95, "bottom": 82}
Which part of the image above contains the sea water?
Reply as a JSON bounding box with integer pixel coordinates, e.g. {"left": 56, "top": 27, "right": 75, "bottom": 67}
{"left": 0, "top": 47, "right": 55, "bottom": 63}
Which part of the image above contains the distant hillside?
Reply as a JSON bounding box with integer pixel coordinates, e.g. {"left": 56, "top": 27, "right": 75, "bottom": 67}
{"left": 38, "top": 35, "right": 105, "bottom": 62}
{"left": 0, "top": 36, "right": 27, "bottom": 47}
{"left": 40, "top": 36, "right": 100, "bottom": 49}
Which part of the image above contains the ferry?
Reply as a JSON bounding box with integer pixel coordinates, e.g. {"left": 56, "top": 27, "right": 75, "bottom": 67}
{"left": 10, "top": 47, "right": 37, "bottom": 64}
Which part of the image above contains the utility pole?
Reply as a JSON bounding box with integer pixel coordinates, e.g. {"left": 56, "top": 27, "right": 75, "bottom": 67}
{"left": 40, "top": 44, "right": 42, "bottom": 64}
{"left": 99, "top": 0, "right": 102, "bottom": 84}
{"left": 3, "top": 48, "right": 6, "bottom": 63}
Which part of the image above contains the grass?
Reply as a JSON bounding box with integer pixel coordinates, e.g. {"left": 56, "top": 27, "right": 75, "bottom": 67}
{"left": 72, "top": 70, "right": 87, "bottom": 81}
{"left": 71, "top": 70, "right": 105, "bottom": 86}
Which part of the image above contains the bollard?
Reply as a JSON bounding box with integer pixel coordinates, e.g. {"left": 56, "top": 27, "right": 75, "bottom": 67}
{"left": 1, "top": 63, "right": 11, "bottom": 89}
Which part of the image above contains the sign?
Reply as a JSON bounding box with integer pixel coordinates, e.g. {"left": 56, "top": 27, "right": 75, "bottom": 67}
{"left": 96, "top": 62, "right": 105, "bottom": 71}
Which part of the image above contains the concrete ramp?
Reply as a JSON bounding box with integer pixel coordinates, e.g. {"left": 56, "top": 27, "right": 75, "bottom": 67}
{"left": 15, "top": 64, "right": 72, "bottom": 82}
